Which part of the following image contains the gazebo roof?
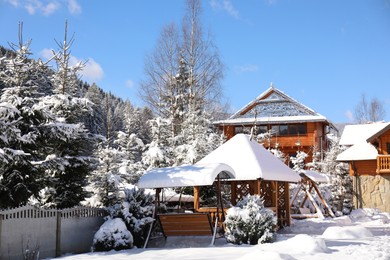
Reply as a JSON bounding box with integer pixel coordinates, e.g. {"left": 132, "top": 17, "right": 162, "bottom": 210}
{"left": 197, "top": 134, "right": 301, "bottom": 183}
{"left": 137, "top": 163, "right": 235, "bottom": 189}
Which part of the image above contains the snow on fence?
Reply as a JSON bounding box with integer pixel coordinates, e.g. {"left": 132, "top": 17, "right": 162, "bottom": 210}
{"left": 0, "top": 205, "right": 106, "bottom": 259}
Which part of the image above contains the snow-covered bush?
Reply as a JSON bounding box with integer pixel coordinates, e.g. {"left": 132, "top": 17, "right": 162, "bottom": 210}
{"left": 108, "top": 187, "right": 154, "bottom": 248}
{"left": 224, "top": 195, "right": 277, "bottom": 245}
{"left": 93, "top": 218, "right": 133, "bottom": 251}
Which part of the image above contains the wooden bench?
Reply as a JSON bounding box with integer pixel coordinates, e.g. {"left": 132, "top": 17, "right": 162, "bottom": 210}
{"left": 158, "top": 213, "right": 214, "bottom": 237}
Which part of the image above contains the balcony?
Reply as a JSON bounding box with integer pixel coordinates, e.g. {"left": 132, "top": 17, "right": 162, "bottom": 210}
{"left": 377, "top": 155, "right": 390, "bottom": 174}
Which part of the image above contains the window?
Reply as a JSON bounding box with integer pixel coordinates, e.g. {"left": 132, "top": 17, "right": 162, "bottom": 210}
{"left": 269, "top": 124, "right": 307, "bottom": 136}
{"left": 297, "top": 124, "right": 307, "bottom": 135}
{"left": 387, "top": 143, "right": 390, "bottom": 154}
{"left": 271, "top": 125, "right": 279, "bottom": 136}
{"left": 234, "top": 126, "right": 243, "bottom": 134}
{"left": 279, "top": 125, "right": 288, "bottom": 136}
{"left": 258, "top": 125, "right": 268, "bottom": 134}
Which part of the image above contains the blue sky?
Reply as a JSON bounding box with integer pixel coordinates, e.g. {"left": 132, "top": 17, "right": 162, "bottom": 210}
{"left": 1, "top": 0, "right": 390, "bottom": 123}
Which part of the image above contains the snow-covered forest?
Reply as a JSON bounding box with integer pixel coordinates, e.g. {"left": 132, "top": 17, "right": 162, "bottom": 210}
{"left": 0, "top": 12, "right": 227, "bottom": 210}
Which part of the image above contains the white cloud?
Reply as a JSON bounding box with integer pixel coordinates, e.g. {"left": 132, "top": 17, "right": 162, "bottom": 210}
{"left": 345, "top": 110, "right": 354, "bottom": 122}
{"left": 5, "top": 0, "right": 81, "bottom": 16}
{"left": 267, "top": 0, "right": 278, "bottom": 5}
{"left": 126, "top": 79, "right": 134, "bottom": 89}
{"left": 42, "top": 1, "right": 60, "bottom": 15}
{"left": 23, "top": 0, "right": 60, "bottom": 16}
{"left": 6, "top": 0, "right": 20, "bottom": 8}
{"left": 236, "top": 64, "right": 259, "bottom": 73}
{"left": 210, "top": 0, "right": 239, "bottom": 19}
{"left": 67, "top": 0, "right": 81, "bottom": 15}
{"left": 79, "top": 58, "right": 104, "bottom": 82}
{"left": 39, "top": 48, "right": 54, "bottom": 60}
{"left": 68, "top": 56, "right": 103, "bottom": 82}
{"left": 223, "top": 0, "right": 239, "bottom": 19}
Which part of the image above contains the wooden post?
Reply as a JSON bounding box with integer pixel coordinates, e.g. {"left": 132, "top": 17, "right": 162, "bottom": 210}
{"left": 193, "top": 186, "right": 200, "bottom": 211}
{"left": 55, "top": 210, "right": 61, "bottom": 257}
{"left": 311, "top": 181, "right": 335, "bottom": 218}
{"left": 231, "top": 181, "right": 237, "bottom": 206}
{"left": 285, "top": 182, "right": 291, "bottom": 226}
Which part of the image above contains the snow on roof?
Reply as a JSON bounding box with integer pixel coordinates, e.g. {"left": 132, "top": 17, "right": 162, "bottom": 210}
{"left": 214, "top": 115, "right": 328, "bottom": 125}
{"left": 336, "top": 142, "right": 378, "bottom": 161}
{"left": 299, "top": 170, "right": 330, "bottom": 183}
{"left": 339, "top": 122, "right": 390, "bottom": 146}
{"left": 197, "top": 134, "right": 301, "bottom": 183}
{"left": 137, "top": 163, "right": 235, "bottom": 189}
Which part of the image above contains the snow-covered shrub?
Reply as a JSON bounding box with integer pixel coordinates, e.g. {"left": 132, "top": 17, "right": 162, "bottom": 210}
{"left": 108, "top": 187, "right": 154, "bottom": 247}
{"left": 224, "top": 195, "right": 277, "bottom": 245}
{"left": 93, "top": 218, "right": 133, "bottom": 251}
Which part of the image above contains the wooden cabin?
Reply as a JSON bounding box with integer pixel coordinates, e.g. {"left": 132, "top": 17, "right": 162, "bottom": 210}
{"left": 337, "top": 122, "right": 390, "bottom": 212}
{"left": 214, "top": 86, "right": 337, "bottom": 164}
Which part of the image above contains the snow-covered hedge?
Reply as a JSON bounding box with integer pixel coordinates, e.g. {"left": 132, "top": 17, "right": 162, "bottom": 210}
{"left": 93, "top": 218, "right": 133, "bottom": 251}
{"left": 108, "top": 187, "right": 154, "bottom": 248}
{"left": 224, "top": 195, "right": 277, "bottom": 245}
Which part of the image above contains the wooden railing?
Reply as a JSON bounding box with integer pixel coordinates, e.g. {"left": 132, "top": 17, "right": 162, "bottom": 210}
{"left": 377, "top": 155, "right": 390, "bottom": 174}
{"left": 196, "top": 207, "right": 227, "bottom": 223}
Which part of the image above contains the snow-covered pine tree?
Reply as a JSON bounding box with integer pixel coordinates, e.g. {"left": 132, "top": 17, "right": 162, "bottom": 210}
{"left": 321, "top": 138, "right": 351, "bottom": 215}
{"left": 115, "top": 131, "right": 145, "bottom": 185}
{"left": 224, "top": 195, "right": 276, "bottom": 245}
{"left": 84, "top": 139, "right": 127, "bottom": 207}
{"left": 142, "top": 117, "right": 173, "bottom": 169}
{"left": 0, "top": 23, "right": 52, "bottom": 207}
{"left": 35, "top": 21, "right": 96, "bottom": 208}
{"left": 107, "top": 187, "right": 154, "bottom": 248}
{"left": 290, "top": 151, "right": 308, "bottom": 172}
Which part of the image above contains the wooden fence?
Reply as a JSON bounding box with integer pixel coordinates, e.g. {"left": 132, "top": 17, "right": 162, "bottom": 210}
{"left": 0, "top": 205, "right": 106, "bottom": 259}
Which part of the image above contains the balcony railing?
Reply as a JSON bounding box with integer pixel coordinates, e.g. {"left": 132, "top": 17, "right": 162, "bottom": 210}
{"left": 377, "top": 155, "right": 390, "bottom": 174}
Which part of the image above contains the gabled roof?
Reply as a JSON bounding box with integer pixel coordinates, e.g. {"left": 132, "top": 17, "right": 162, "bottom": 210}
{"left": 230, "top": 86, "right": 320, "bottom": 119}
{"left": 366, "top": 123, "right": 390, "bottom": 142}
{"left": 197, "top": 134, "right": 301, "bottom": 183}
{"left": 215, "top": 86, "right": 334, "bottom": 128}
{"left": 337, "top": 122, "right": 390, "bottom": 162}
{"left": 339, "top": 122, "right": 390, "bottom": 146}
{"left": 336, "top": 142, "right": 378, "bottom": 161}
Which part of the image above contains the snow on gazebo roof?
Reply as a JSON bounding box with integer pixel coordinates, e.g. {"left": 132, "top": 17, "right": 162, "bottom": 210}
{"left": 137, "top": 163, "right": 235, "bottom": 189}
{"left": 197, "top": 134, "right": 301, "bottom": 183}
{"left": 337, "top": 142, "right": 378, "bottom": 161}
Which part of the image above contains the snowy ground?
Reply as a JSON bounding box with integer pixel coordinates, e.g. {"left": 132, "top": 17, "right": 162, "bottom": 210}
{"left": 51, "top": 208, "right": 390, "bottom": 260}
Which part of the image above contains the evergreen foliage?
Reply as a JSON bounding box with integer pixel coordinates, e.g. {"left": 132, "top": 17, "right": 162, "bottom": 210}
{"left": 93, "top": 217, "right": 133, "bottom": 251}
{"left": 224, "top": 195, "right": 277, "bottom": 245}
{"left": 107, "top": 187, "right": 154, "bottom": 248}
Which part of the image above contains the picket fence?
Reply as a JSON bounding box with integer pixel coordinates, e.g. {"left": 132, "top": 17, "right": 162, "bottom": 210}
{"left": 0, "top": 205, "right": 106, "bottom": 259}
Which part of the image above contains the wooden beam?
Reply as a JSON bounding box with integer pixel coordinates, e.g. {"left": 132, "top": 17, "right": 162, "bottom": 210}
{"left": 193, "top": 186, "right": 200, "bottom": 211}
{"left": 311, "top": 180, "right": 335, "bottom": 218}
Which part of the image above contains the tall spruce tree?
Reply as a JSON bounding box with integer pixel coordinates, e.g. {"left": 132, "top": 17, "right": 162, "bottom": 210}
{"left": 35, "top": 21, "right": 95, "bottom": 208}
{"left": 0, "top": 23, "right": 52, "bottom": 208}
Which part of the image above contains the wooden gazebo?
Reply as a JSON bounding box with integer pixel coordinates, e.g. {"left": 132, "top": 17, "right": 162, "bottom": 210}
{"left": 195, "top": 134, "right": 300, "bottom": 227}
{"left": 138, "top": 134, "right": 301, "bottom": 226}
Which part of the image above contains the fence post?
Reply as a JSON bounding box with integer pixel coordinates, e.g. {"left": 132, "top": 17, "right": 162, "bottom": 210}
{"left": 0, "top": 212, "right": 2, "bottom": 250}
{"left": 55, "top": 210, "right": 61, "bottom": 257}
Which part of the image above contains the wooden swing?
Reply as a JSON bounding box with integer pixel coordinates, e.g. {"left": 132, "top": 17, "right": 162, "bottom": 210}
{"left": 290, "top": 171, "right": 335, "bottom": 219}
{"left": 138, "top": 164, "right": 234, "bottom": 248}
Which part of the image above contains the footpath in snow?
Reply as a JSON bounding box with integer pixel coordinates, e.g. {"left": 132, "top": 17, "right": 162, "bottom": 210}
{"left": 51, "top": 208, "right": 390, "bottom": 260}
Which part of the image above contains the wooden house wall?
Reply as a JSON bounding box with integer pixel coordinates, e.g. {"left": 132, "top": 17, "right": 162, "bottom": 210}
{"left": 220, "top": 121, "right": 328, "bottom": 164}
{"left": 377, "top": 129, "right": 390, "bottom": 155}
{"left": 350, "top": 160, "right": 377, "bottom": 176}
